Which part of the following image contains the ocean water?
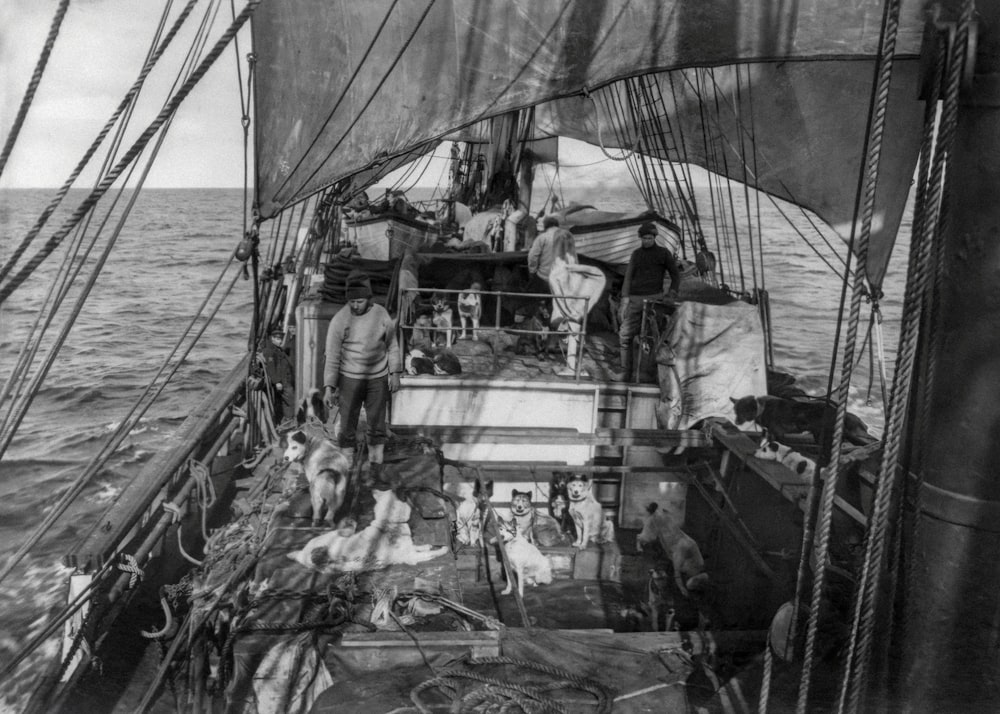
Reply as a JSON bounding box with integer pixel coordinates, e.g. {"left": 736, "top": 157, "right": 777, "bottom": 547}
{"left": 0, "top": 186, "right": 906, "bottom": 702}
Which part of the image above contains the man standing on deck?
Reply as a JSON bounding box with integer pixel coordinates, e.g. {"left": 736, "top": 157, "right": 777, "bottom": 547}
{"left": 527, "top": 216, "right": 561, "bottom": 293}
{"left": 323, "top": 271, "right": 401, "bottom": 483}
{"left": 618, "top": 222, "right": 681, "bottom": 378}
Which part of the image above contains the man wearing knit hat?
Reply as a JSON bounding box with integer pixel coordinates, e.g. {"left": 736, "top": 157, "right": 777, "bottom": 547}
{"left": 618, "top": 221, "right": 681, "bottom": 379}
{"left": 324, "top": 270, "right": 401, "bottom": 482}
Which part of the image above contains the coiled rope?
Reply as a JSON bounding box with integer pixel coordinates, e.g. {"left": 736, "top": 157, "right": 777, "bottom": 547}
{"left": 410, "top": 656, "right": 614, "bottom": 714}
{"left": 796, "top": 0, "right": 903, "bottom": 711}
{"left": 0, "top": 0, "right": 70, "bottom": 182}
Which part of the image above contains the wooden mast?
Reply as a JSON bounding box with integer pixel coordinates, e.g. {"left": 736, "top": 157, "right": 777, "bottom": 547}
{"left": 899, "top": 1, "right": 1000, "bottom": 709}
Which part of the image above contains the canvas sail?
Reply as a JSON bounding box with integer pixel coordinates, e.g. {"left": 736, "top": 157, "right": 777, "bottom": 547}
{"left": 252, "top": 0, "right": 926, "bottom": 287}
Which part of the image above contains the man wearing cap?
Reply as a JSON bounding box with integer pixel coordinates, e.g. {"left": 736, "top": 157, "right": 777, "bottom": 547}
{"left": 324, "top": 270, "right": 402, "bottom": 481}
{"left": 618, "top": 221, "right": 681, "bottom": 377}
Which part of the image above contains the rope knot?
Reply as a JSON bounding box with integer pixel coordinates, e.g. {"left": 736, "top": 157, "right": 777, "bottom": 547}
{"left": 117, "top": 553, "right": 144, "bottom": 589}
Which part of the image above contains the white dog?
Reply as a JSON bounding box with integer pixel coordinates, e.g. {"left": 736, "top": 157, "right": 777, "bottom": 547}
{"left": 457, "top": 282, "right": 483, "bottom": 340}
{"left": 497, "top": 517, "right": 553, "bottom": 598}
{"left": 565, "top": 474, "right": 615, "bottom": 549}
{"left": 283, "top": 429, "right": 351, "bottom": 527}
{"left": 754, "top": 439, "right": 817, "bottom": 482}
{"left": 288, "top": 489, "right": 449, "bottom": 571}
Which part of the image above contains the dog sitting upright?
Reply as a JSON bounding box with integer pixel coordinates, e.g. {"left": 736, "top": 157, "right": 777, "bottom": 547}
{"left": 565, "top": 474, "right": 614, "bottom": 549}
{"left": 283, "top": 428, "right": 352, "bottom": 527}
{"left": 637, "top": 502, "right": 709, "bottom": 596}
{"left": 457, "top": 281, "right": 483, "bottom": 340}
{"left": 497, "top": 517, "right": 553, "bottom": 598}
{"left": 509, "top": 489, "right": 537, "bottom": 544}
{"left": 430, "top": 292, "right": 454, "bottom": 348}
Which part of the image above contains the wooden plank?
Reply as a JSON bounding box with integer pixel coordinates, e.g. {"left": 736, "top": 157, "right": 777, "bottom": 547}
{"left": 67, "top": 355, "right": 249, "bottom": 572}
{"left": 391, "top": 425, "right": 710, "bottom": 448}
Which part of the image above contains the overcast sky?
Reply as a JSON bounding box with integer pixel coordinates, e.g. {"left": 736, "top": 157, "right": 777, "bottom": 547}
{"left": 0, "top": 0, "right": 639, "bottom": 192}
{"left": 1, "top": 0, "right": 256, "bottom": 189}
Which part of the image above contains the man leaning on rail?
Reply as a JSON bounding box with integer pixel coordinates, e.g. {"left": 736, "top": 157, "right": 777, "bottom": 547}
{"left": 323, "top": 270, "right": 402, "bottom": 484}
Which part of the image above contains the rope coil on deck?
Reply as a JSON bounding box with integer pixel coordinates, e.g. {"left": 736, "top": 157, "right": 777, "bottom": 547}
{"left": 410, "top": 656, "right": 614, "bottom": 714}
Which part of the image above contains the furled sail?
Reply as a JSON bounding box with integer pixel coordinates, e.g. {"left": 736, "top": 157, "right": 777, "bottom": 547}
{"left": 252, "top": 0, "right": 926, "bottom": 286}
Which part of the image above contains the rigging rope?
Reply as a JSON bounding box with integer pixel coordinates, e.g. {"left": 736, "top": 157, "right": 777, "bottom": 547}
{"left": 0, "top": 0, "right": 70, "bottom": 182}
{"left": 838, "top": 4, "right": 973, "bottom": 712}
{"left": 0, "top": 0, "right": 200, "bottom": 287}
{"left": 796, "top": 0, "right": 904, "bottom": 710}
{"left": 0, "top": 0, "right": 261, "bottom": 306}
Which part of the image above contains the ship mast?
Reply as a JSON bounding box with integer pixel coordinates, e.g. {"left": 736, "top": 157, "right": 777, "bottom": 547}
{"left": 899, "top": 0, "right": 1000, "bottom": 708}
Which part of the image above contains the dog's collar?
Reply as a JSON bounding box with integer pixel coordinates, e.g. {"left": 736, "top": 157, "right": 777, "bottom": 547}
{"left": 567, "top": 493, "right": 586, "bottom": 502}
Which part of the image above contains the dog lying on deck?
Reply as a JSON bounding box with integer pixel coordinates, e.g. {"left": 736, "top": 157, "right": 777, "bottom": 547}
{"left": 288, "top": 488, "right": 449, "bottom": 572}
{"left": 730, "top": 394, "right": 875, "bottom": 463}
{"left": 754, "top": 439, "right": 817, "bottom": 482}
{"left": 283, "top": 428, "right": 352, "bottom": 527}
{"left": 636, "top": 503, "right": 709, "bottom": 597}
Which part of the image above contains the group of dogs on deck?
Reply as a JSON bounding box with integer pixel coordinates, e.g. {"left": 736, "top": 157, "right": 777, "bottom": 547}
{"left": 278, "top": 390, "right": 874, "bottom": 630}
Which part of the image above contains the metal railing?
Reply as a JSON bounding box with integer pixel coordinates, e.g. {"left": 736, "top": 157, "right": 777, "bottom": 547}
{"left": 399, "top": 287, "right": 590, "bottom": 379}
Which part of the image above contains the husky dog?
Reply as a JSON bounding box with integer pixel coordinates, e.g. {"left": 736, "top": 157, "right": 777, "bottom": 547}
{"left": 455, "top": 479, "right": 491, "bottom": 546}
{"left": 515, "top": 300, "right": 552, "bottom": 359}
{"left": 295, "top": 387, "right": 328, "bottom": 425}
{"left": 565, "top": 474, "right": 614, "bottom": 549}
{"left": 755, "top": 439, "right": 817, "bottom": 482}
{"left": 509, "top": 489, "right": 537, "bottom": 544}
{"left": 457, "top": 282, "right": 483, "bottom": 340}
{"left": 637, "top": 502, "right": 708, "bottom": 596}
{"left": 288, "top": 488, "right": 449, "bottom": 571}
{"left": 497, "top": 517, "right": 553, "bottom": 597}
{"left": 430, "top": 292, "right": 454, "bottom": 348}
{"left": 731, "top": 394, "right": 875, "bottom": 464}
{"left": 547, "top": 472, "right": 577, "bottom": 543}
{"left": 647, "top": 567, "right": 676, "bottom": 632}
{"left": 410, "top": 311, "right": 434, "bottom": 349}
{"left": 283, "top": 429, "right": 352, "bottom": 527}
{"left": 405, "top": 347, "right": 436, "bottom": 375}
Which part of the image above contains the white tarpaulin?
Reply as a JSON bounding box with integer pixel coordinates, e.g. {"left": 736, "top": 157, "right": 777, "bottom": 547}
{"left": 656, "top": 300, "right": 767, "bottom": 429}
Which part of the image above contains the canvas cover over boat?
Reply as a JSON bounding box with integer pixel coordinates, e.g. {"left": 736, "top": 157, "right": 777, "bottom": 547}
{"left": 251, "top": 0, "right": 926, "bottom": 289}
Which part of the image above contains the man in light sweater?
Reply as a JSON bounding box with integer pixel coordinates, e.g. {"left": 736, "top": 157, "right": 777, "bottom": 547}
{"left": 323, "top": 271, "right": 401, "bottom": 480}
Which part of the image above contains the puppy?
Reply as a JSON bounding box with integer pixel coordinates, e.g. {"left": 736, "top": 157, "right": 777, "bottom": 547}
{"left": 430, "top": 292, "right": 454, "bottom": 348}
{"left": 731, "top": 394, "right": 875, "bottom": 463}
{"left": 547, "top": 472, "right": 577, "bottom": 543}
{"left": 405, "top": 347, "right": 436, "bottom": 375}
{"left": 457, "top": 282, "right": 483, "bottom": 340}
{"left": 497, "top": 517, "right": 553, "bottom": 598}
{"left": 509, "top": 489, "right": 536, "bottom": 544}
{"left": 565, "top": 474, "right": 614, "bottom": 549}
{"left": 637, "top": 503, "right": 708, "bottom": 596}
{"left": 283, "top": 429, "right": 351, "bottom": 527}
{"left": 455, "top": 478, "right": 491, "bottom": 546}
{"left": 755, "top": 439, "right": 818, "bottom": 482}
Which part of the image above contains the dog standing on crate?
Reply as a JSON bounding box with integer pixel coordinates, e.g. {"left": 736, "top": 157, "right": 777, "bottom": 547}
{"left": 457, "top": 281, "right": 483, "bottom": 340}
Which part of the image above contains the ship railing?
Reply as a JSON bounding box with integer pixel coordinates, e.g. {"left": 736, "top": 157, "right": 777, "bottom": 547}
{"left": 399, "top": 287, "right": 589, "bottom": 379}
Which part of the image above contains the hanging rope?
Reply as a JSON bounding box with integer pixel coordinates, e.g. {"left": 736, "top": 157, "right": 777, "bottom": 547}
{"left": 796, "top": 0, "right": 904, "bottom": 711}
{"left": 837, "top": 4, "right": 973, "bottom": 713}
{"left": 0, "top": 0, "right": 70, "bottom": 181}
{"left": 0, "top": 0, "right": 261, "bottom": 306}
{"left": 0, "top": 0, "right": 200, "bottom": 287}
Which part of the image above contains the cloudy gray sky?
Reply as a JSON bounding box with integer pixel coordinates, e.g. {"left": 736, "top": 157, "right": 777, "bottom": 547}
{"left": 1, "top": 0, "right": 253, "bottom": 189}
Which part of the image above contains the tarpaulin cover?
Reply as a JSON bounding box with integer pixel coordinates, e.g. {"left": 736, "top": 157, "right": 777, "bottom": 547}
{"left": 252, "top": 0, "right": 926, "bottom": 287}
{"left": 657, "top": 300, "right": 768, "bottom": 430}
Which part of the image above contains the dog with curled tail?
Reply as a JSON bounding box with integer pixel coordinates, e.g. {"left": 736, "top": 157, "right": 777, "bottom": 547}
{"left": 283, "top": 429, "right": 352, "bottom": 527}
